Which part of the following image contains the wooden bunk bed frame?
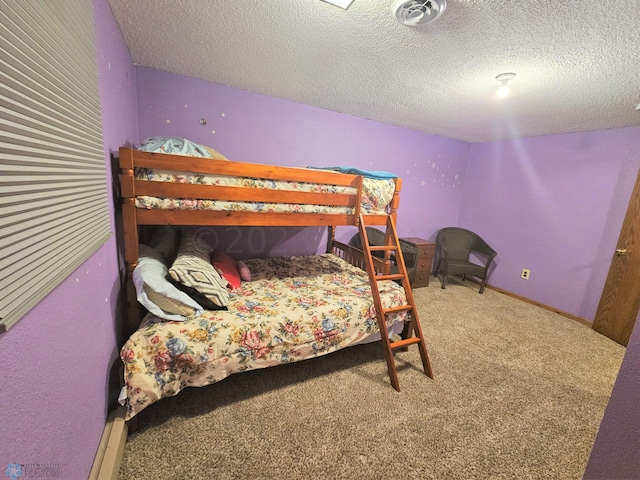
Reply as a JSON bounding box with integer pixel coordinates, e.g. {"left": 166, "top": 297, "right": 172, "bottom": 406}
{"left": 119, "top": 147, "right": 399, "bottom": 321}
{"left": 118, "top": 146, "right": 432, "bottom": 396}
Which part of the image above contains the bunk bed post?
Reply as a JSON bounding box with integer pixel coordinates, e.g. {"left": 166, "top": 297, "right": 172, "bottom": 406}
{"left": 121, "top": 201, "right": 141, "bottom": 332}
{"left": 353, "top": 176, "right": 363, "bottom": 220}
{"left": 389, "top": 177, "right": 401, "bottom": 225}
{"left": 326, "top": 226, "right": 336, "bottom": 253}
{"left": 119, "top": 147, "right": 142, "bottom": 332}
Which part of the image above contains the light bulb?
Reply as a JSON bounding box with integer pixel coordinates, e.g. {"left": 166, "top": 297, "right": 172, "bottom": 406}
{"left": 497, "top": 85, "right": 510, "bottom": 98}
{"left": 495, "top": 73, "right": 516, "bottom": 99}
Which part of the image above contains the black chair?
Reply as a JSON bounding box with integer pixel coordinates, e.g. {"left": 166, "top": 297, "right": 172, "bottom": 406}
{"left": 434, "top": 227, "right": 496, "bottom": 293}
{"left": 348, "top": 227, "right": 419, "bottom": 286}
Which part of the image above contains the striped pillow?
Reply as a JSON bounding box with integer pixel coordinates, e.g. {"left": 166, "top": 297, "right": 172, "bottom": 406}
{"left": 169, "top": 232, "right": 230, "bottom": 307}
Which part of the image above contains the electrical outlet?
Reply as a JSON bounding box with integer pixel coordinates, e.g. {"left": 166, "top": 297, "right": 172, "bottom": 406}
{"left": 521, "top": 268, "right": 530, "bottom": 280}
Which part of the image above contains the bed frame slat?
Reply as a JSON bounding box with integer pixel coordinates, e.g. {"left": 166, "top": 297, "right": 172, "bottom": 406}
{"left": 135, "top": 181, "right": 357, "bottom": 207}
{"left": 123, "top": 148, "right": 361, "bottom": 186}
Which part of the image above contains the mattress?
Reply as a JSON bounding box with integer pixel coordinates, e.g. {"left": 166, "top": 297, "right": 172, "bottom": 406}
{"left": 134, "top": 167, "right": 397, "bottom": 215}
{"left": 120, "top": 254, "right": 408, "bottom": 420}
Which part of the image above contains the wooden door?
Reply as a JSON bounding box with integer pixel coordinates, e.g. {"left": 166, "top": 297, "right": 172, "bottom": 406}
{"left": 593, "top": 169, "right": 640, "bottom": 346}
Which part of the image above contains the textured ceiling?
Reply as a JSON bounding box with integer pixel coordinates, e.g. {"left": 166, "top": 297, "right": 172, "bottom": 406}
{"left": 106, "top": 0, "right": 640, "bottom": 143}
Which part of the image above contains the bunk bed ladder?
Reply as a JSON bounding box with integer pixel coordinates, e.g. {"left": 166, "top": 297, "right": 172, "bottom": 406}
{"left": 358, "top": 214, "right": 434, "bottom": 390}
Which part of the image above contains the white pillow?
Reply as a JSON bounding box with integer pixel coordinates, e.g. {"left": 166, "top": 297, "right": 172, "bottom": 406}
{"left": 133, "top": 245, "right": 204, "bottom": 321}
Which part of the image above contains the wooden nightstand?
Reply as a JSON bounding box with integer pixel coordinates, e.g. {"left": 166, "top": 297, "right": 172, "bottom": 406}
{"left": 401, "top": 237, "right": 435, "bottom": 288}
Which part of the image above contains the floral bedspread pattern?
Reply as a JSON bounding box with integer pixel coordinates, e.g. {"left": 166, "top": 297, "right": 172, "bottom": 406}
{"left": 134, "top": 168, "right": 396, "bottom": 215}
{"left": 121, "top": 254, "right": 408, "bottom": 420}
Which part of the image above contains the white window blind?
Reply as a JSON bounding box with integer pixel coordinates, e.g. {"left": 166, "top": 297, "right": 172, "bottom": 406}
{"left": 0, "top": 1, "right": 111, "bottom": 332}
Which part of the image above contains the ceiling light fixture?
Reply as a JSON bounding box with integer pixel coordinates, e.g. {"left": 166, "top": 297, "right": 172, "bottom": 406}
{"left": 321, "top": 0, "right": 355, "bottom": 9}
{"left": 391, "top": 0, "right": 447, "bottom": 26}
{"left": 495, "top": 73, "right": 516, "bottom": 98}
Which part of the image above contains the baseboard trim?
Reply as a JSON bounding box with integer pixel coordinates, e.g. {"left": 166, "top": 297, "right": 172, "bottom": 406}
{"left": 485, "top": 284, "right": 592, "bottom": 326}
{"left": 88, "top": 406, "right": 128, "bottom": 480}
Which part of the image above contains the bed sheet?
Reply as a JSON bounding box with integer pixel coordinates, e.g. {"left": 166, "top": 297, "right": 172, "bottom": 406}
{"left": 120, "top": 254, "right": 408, "bottom": 420}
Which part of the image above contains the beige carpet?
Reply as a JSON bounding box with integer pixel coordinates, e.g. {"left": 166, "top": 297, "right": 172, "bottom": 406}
{"left": 119, "top": 279, "right": 625, "bottom": 480}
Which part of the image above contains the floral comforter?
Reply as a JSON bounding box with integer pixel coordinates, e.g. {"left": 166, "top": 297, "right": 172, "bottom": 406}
{"left": 134, "top": 168, "right": 396, "bottom": 215}
{"left": 120, "top": 254, "right": 408, "bottom": 420}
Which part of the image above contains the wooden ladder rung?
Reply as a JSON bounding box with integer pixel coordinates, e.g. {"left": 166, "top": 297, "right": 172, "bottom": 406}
{"left": 369, "top": 245, "right": 398, "bottom": 252}
{"left": 383, "top": 304, "right": 412, "bottom": 315}
{"left": 376, "top": 273, "right": 404, "bottom": 282}
{"left": 390, "top": 337, "right": 422, "bottom": 350}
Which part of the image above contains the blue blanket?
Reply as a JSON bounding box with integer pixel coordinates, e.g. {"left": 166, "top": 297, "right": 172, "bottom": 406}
{"left": 139, "top": 136, "right": 212, "bottom": 158}
{"left": 309, "top": 166, "right": 398, "bottom": 179}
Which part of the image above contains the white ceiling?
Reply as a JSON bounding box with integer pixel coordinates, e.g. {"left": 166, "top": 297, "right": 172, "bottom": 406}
{"left": 106, "top": 0, "right": 640, "bottom": 143}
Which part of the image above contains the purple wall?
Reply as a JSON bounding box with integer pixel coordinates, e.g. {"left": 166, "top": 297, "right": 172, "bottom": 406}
{"left": 461, "top": 128, "right": 640, "bottom": 321}
{"left": 135, "top": 66, "right": 471, "bottom": 252}
{"left": 0, "top": 1, "right": 138, "bottom": 478}
{"left": 584, "top": 318, "right": 640, "bottom": 478}
{"left": 136, "top": 67, "right": 640, "bottom": 321}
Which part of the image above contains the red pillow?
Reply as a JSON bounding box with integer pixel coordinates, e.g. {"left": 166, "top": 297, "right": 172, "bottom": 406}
{"left": 212, "top": 251, "right": 241, "bottom": 290}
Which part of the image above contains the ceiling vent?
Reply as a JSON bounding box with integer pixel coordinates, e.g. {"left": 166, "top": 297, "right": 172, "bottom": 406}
{"left": 391, "top": 0, "right": 447, "bottom": 26}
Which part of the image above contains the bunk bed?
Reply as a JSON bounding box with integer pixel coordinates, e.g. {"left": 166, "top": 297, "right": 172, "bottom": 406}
{"left": 118, "top": 138, "right": 432, "bottom": 420}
